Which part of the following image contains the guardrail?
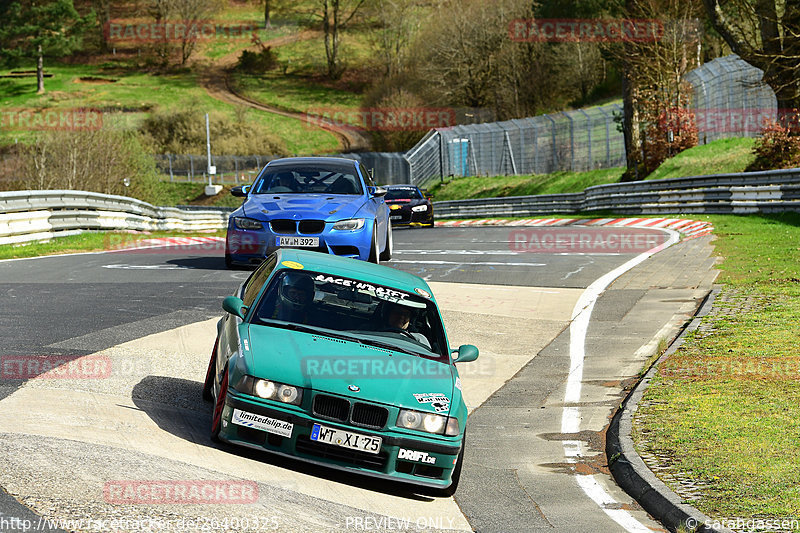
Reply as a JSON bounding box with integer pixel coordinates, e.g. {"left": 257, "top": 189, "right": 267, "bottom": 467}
{"left": 0, "top": 190, "right": 234, "bottom": 245}
{"left": 433, "top": 168, "right": 800, "bottom": 218}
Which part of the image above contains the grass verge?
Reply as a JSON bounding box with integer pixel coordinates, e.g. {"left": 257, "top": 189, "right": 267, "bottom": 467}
{"left": 633, "top": 213, "right": 800, "bottom": 520}
{"left": 0, "top": 229, "right": 227, "bottom": 261}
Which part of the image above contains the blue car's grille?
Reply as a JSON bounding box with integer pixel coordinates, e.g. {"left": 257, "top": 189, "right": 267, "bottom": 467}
{"left": 269, "top": 219, "right": 326, "bottom": 234}
{"left": 270, "top": 219, "right": 296, "bottom": 234}
{"left": 299, "top": 220, "right": 325, "bottom": 234}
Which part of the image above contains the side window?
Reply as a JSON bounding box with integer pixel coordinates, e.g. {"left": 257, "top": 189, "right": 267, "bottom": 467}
{"left": 242, "top": 255, "right": 277, "bottom": 307}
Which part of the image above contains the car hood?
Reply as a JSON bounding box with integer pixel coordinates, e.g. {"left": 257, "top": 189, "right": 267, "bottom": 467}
{"left": 242, "top": 194, "right": 365, "bottom": 221}
{"left": 246, "top": 325, "right": 455, "bottom": 413}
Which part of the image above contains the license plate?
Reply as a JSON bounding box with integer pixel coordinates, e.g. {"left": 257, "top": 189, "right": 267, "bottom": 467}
{"left": 390, "top": 215, "right": 403, "bottom": 220}
{"left": 277, "top": 236, "right": 319, "bottom": 247}
{"left": 310, "top": 423, "right": 381, "bottom": 454}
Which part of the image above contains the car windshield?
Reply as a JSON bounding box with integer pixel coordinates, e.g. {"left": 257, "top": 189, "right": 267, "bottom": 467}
{"left": 385, "top": 187, "right": 422, "bottom": 200}
{"left": 252, "top": 269, "right": 449, "bottom": 362}
{"left": 251, "top": 165, "right": 363, "bottom": 195}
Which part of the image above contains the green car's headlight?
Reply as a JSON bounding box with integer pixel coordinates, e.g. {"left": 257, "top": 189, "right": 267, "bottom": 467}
{"left": 233, "top": 217, "right": 263, "bottom": 230}
{"left": 332, "top": 218, "right": 365, "bottom": 231}
{"left": 397, "top": 409, "right": 459, "bottom": 436}
{"left": 234, "top": 375, "right": 302, "bottom": 406}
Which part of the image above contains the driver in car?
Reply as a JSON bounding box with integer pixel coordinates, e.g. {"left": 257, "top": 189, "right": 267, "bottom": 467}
{"left": 380, "top": 301, "right": 431, "bottom": 349}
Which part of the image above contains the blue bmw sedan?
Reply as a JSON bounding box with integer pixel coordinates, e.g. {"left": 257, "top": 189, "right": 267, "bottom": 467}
{"left": 225, "top": 157, "right": 392, "bottom": 268}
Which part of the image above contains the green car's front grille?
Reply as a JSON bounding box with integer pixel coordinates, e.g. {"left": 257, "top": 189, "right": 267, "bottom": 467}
{"left": 312, "top": 394, "right": 389, "bottom": 430}
{"left": 313, "top": 394, "right": 349, "bottom": 422}
{"left": 351, "top": 402, "right": 388, "bottom": 429}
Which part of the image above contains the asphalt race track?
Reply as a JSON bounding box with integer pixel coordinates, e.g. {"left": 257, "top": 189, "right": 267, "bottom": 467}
{"left": 0, "top": 225, "right": 717, "bottom": 532}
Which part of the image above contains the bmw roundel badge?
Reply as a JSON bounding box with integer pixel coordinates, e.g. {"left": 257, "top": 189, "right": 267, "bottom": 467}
{"left": 348, "top": 384, "right": 360, "bottom": 392}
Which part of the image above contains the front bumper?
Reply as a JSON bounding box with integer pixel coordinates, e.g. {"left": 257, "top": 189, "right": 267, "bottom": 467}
{"left": 388, "top": 207, "right": 434, "bottom": 227}
{"left": 218, "top": 394, "right": 462, "bottom": 490}
{"left": 226, "top": 220, "right": 372, "bottom": 265}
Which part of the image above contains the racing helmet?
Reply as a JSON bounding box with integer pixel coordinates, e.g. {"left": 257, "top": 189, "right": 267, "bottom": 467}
{"left": 278, "top": 272, "right": 315, "bottom": 313}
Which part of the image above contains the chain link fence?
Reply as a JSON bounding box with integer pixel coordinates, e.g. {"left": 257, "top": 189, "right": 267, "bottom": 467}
{"left": 406, "top": 103, "right": 626, "bottom": 187}
{"left": 684, "top": 54, "right": 777, "bottom": 144}
{"left": 406, "top": 54, "right": 776, "bottom": 187}
{"left": 154, "top": 152, "right": 411, "bottom": 185}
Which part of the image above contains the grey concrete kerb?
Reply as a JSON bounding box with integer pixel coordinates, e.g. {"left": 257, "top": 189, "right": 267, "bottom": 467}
{"left": 606, "top": 287, "right": 734, "bottom": 533}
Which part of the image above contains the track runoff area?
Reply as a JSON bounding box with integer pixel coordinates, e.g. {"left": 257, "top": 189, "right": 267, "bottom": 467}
{"left": 0, "top": 219, "right": 714, "bottom": 532}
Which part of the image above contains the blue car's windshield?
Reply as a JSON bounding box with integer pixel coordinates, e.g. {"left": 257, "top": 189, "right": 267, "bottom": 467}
{"left": 252, "top": 269, "right": 449, "bottom": 361}
{"left": 252, "top": 166, "right": 363, "bottom": 195}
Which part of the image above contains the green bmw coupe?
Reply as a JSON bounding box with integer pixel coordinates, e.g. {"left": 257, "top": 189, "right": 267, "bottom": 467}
{"left": 203, "top": 249, "right": 479, "bottom": 496}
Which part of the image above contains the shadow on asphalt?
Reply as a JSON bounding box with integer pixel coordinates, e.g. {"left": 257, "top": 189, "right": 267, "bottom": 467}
{"left": 131, "top": 375, "right": 436, "bottom": 501}
{"left": 166, "top": 257, "right": 229, "bottom": 270}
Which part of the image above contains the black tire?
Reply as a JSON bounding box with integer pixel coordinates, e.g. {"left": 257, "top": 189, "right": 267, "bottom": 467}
{"left": 210, "top": 365, "right": 229, "bottom": 442}
{"left": 202, "top": 337, "right": 218, "bottom": 402}
{"left": 225, "top": 253, "right": 234, "bottom": 269}
{"left": 379, "top": 223, "right": 393, "bottom": 261}
{"left": 367, "top": 227, "right": 379, "bottom": 264}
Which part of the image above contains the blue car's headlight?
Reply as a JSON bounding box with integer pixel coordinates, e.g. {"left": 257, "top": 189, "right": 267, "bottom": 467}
{"left": 412, "top": 205, "right": 428, "bottom": 212}
{"left": 233, "top": 217, "right": 263, "bottom": 230}
{"left": 332, "top": 218, "right": 365, "bottom": 231}
{"left": 234, "top": 375, "right": 302, "bottom": 406}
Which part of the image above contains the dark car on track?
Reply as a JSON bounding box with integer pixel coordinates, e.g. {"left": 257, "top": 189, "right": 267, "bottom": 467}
{"left": 384, "top": 185, "right": 434, "bottom": 228}
{"left": 225, "top": 157, "right": 392, "bottom": 267}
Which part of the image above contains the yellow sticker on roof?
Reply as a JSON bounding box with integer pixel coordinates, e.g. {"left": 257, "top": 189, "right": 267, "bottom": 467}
{"left": 281, "top": 261, "right": 304, "bottom": 269}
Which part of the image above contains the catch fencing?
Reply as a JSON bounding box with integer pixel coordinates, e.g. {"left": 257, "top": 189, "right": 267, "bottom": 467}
{"left": 153, "top": 152, "right": 411, "bottom": 185}
{"left": 406, "top": 102, "right": 626, "bottom": 187}
{"left": 684, "top": 54, "right": 777, "bottom": 144}
{"left": 405, "top": 54, "right": 777, "bottom": 187}
{"left": 433, "top": 168, "right": 800, "bottom": 218}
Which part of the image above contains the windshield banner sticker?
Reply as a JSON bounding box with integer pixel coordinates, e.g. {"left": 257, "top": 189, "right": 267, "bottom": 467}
{"left": 314, "top": 275, "right": 411, "bottom": 303}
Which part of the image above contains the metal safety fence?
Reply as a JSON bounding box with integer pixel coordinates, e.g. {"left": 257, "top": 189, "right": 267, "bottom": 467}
{"left": 153, "top": 152, "right": 411, "bottom": 185}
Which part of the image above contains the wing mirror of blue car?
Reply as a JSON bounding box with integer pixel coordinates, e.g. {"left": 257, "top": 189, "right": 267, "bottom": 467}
{"left": 371, "top": 187, "right": 387, "bottom": 198}
{"left": 231, "top": 186, "right": 249, "bottom": 197}
{"left": 452, "top": 344, "right": 479, "bottom": 363}
{"left": 222, "top": 296, "right": 248, "bottom": 319}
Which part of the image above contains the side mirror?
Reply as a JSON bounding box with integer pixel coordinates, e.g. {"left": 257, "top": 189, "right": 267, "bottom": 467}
{"left": 452, "top": 344, "right": 479, "bottom": 363}
{"left": 231, "top": 185, "right": 249, "bottom": 197}
{"left": 222, "top": 296, "right": 248, "bottom": 319}
{"left": 372, "top": 186, "right": 387, "bottom": 198}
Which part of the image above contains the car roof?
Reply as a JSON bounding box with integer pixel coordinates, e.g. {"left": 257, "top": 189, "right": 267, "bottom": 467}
{"left": 386, "top": 184, "right": 419, "bottom": 189}
{"left": 275, "top": 249, "right": 435, "bottom": 299}
{"left": 267, "top": 156, "right": 359, "bottom": 168}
